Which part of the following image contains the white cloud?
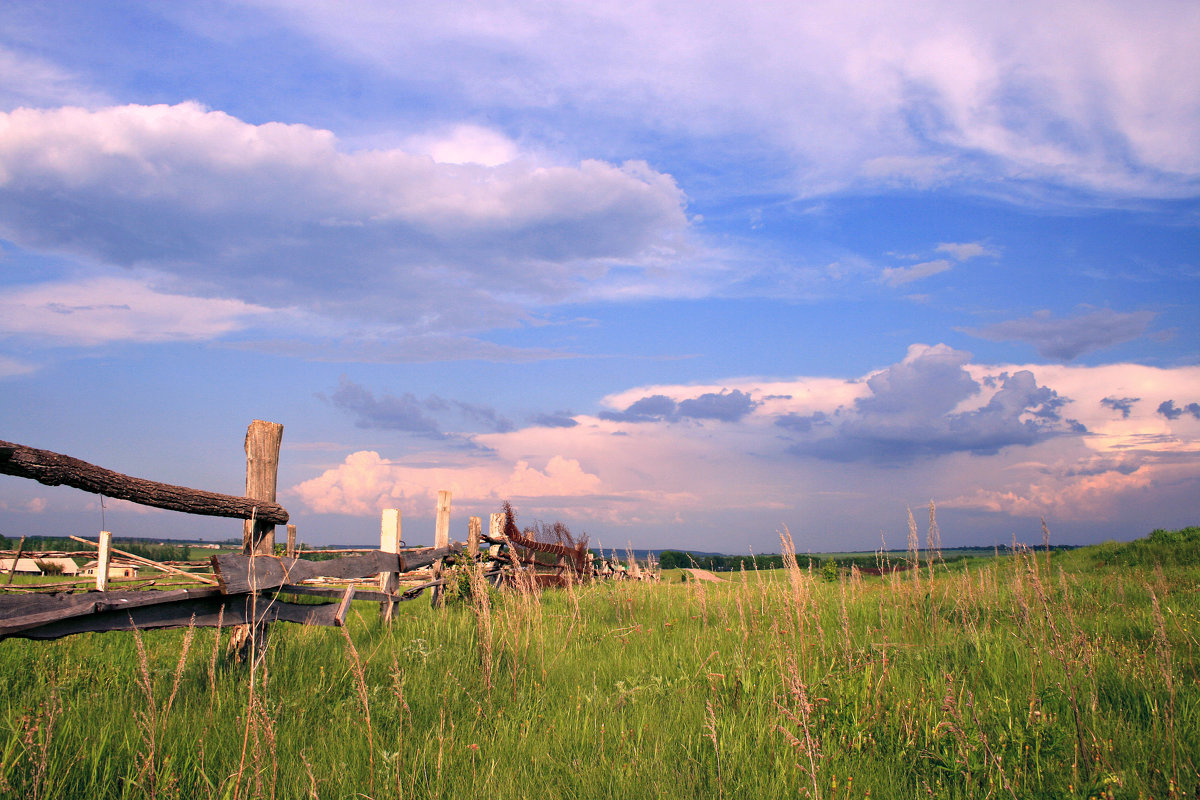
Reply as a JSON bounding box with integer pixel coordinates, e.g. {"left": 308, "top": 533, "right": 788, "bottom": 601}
{"left": 0, "top": 103, "right": 691, "bottom": 330}
{"left": 404, "top": 124, "right": 520, "bottom": 166}
{"left": 0, "top": 276, "right": 273, "bottom": 345}
{"left": 936, "top": 241, "right": 997, "bottom": 261}
{"left": 292, "top": 450, "right": 605, "bottom": 520}
{"left": 881, "top": 259, "right": 955, "bottom": 286}
{"left": 247, "top": 0, "right": 1200, "bottom": 200}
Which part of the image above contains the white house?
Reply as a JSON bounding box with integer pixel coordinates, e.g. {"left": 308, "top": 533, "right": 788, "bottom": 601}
{"left": 81, "top": 559, "right": 141, "bottom": 579}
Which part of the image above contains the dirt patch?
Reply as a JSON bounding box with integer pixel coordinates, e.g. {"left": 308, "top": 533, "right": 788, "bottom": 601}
{"left": 682, "top": 568, "right": 727, "bottom": 583}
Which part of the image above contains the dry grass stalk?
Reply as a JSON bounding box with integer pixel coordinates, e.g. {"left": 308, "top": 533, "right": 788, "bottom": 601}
{"left": 19, "top": 681, "right": 63, "bottom": 800}
{"left": 340, "top": 623, "right": 376, "bottom": 797}
{"left": 705, "top": 697, "right": 724, "bottom": 798}
{"left": 906, "top": 507, "right": 922, "bottom": 594}
{"left": 131, "top": 615, "right": 194, "bottom": 800}
{"left": 779, "top": 526, "right": 816, "bottom": 647}
{"left": 776, "top": 654, "right": 822, "bottom": 799}
{"left": 466, "top": 561, "right": 495, "bottom": 691}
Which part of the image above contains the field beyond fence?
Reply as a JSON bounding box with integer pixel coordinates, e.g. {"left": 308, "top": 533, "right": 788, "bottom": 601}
{"left": 2, "top": 532, "right": 1199, "bottom": 799}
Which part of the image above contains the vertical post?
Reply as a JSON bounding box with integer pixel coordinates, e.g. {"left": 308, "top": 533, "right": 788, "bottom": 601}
{"left": 434, "top": 491, "right": 451, "bottom": 549}
{"left": 286, "top": 524, "right": 297, "bottom": 559}
{"left": 430, "top": 491, "right": 451, "bottom": 608}
{"left": 242, "top": 420, "right": 284, "bottom": 556}
{"left": 488, "top": 511, "right": 506, "bottom": 561}
{"left": 379, "top": 508, "right": 401, "bottom": 622}
{"left": 96, "top": 530, "right": 112, "bottom": 592}
{"left": 468, "top": 516, "right": 481, "bottom": 558}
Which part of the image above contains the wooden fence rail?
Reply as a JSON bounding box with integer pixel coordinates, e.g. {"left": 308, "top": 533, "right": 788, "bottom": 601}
{"left": 0, "top": 439, "right": 288, "bottom": 525}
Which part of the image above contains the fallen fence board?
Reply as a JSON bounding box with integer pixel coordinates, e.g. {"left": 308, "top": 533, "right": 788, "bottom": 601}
{"left": 210, "top": 545, "right": 458, "bottom": 594}
{"left": 0, "top": 439, "right": 288, "bottom": 524}
{"left": 0, "top": 587, "right": 224, "bottom": 637}
{"left": 5, "top": 593, "right": 343, "bottom": 640}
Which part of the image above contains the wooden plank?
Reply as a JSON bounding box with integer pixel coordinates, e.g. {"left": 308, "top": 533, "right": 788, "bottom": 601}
{"left": 334, "top": 585, "right": 355, "bottom": 626}
{"left": 210, "top": 546, "right": 458, "bottom": 595}
{"left": 0, "top": 587, "right": 225, "bottom": 637}
{"left": 0, "top": 439, "right": 288, "bottom": 524}
{"left": 6, "top": 593, "right": 343, "bottom": 640}
{"left": 286, "top": 524, "right": 297, "bottom": 559}
{"left": 279, "top": 584, "right": 392, "bottom": 603}
{"left": 242, "top": 420, "right": 284, "bottom": 555}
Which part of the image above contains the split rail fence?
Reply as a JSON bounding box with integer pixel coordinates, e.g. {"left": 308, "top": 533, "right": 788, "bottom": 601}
{"left": 0, "top": 421, "right": 654, "bottom": 642}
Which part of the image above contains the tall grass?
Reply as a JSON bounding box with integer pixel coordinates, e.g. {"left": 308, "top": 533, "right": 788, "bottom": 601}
{"left": 1, "top": 534, "right": 1198, "bottom": 798}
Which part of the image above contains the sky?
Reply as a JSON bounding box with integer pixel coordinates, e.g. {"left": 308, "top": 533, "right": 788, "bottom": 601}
{"left": 1, "top": 0, "right": 1198, "bottom": 553}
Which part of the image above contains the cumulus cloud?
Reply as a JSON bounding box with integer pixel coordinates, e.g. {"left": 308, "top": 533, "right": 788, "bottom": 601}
{"left": 292, "top": 450, "right": 603, "bottom": 517}
{"left": 289, "top": 350, "right": 1200, "bottom": 544}
{"left": 968, "top": 308, "right": 1155, "bottom": 360}
{"left": 781, "top": 344, "right": 1083, "bottom": 463}
{"left": 0, "top": 276, "right": 272, "bottom": 345}
{"left": 0, "top": 103, "right": 690, "bottom": 333}
{"left": 1100, "top": 396, "right": 1140, "bottom": 418}
{"left": 1156, "top": 400, "right": 1200, "bottom": 420}
{"left": 600, "top": 389, "right": 759, "bottom": 423}
{"left": 249, "top": 0, "right": 1200, "bottom": 199}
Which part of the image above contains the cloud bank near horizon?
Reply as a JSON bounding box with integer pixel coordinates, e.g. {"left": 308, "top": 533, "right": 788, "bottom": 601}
{"left": 289, "top": 346, "right": 1200, "bottom": 544}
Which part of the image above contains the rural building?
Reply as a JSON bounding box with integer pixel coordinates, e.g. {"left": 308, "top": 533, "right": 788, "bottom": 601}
{"left": 81, "top": 559, "right": 141, "bottom": 579}
{"left": 37, "top": 557, "right": 80, "bottom": 576}
{"left": 0, "top": 557, "right": 45, "bottom": 575}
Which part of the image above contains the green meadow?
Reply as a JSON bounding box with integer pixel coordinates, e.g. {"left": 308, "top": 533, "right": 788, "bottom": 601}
{"left": 2, "top": 529, "right": 1197, "bottom": 799}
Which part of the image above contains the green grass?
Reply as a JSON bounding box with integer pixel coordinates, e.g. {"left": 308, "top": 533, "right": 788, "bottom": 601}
{"left": 2, "top": 543, "right": 1198, "bottom": 799}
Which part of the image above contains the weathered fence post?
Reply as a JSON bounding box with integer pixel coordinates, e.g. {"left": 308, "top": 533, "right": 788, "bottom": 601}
{"left": 96, "top": 530, "right": 112, "bottom": 591}
{"left": 468, "top": 516, "right": 481, "bottom": 558}
{"left": 379, "top": 508, "right": 401, "bottom": 621}
{"left": 430, "top": 491, "right": 451, "bottom": 607}
{"left": 242, "top": 420, "right": 284, "bottom": 556}
{"left": 286, "top": 524, "right": 297, "bottom": 559}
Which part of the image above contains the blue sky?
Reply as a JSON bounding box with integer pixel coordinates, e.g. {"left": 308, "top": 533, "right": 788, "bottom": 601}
{"left": 1, "top": 1, "right": 1198, "bottom": 552}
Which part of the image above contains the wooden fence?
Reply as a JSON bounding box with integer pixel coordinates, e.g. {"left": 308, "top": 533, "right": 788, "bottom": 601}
{"left": 0, "top": 421, "right": 656, "bottom": 641}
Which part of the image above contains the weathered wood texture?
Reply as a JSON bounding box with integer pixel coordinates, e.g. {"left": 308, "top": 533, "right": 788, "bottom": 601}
{"left": 1, "top": 589, "right": 343, "bottom": 640}
{"left": 0, "top": 587, "right": 222, "bottom": 637}
{"left": 468, "top": 516, "right": 481, "bottom": 558}
{"left": 0, "top": 439, "right": 288, "bottom": 524}
{"left": 242, "top": 420, "right": 284, "bottom": 555}
{"left": 210, "top": 546, "right": 458, "bottom": 594}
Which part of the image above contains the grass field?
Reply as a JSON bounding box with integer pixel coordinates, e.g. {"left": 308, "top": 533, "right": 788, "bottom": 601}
{"left": 2, "top": 533, "right": 1197, "bottom": 799}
